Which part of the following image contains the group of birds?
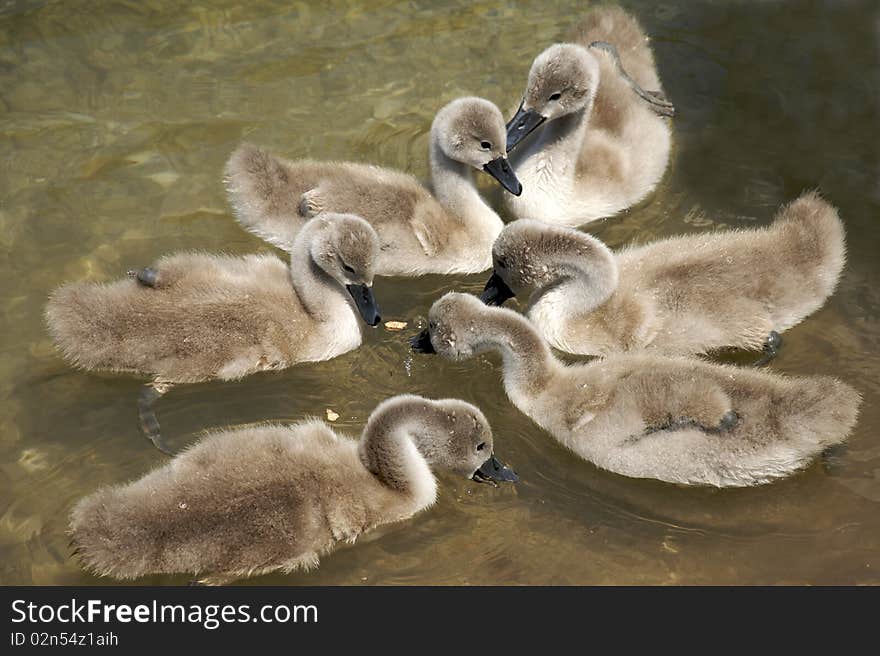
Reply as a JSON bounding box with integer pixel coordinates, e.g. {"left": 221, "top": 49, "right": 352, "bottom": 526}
{"left": 46, "top": 7, "right": 860, "bottom": 585}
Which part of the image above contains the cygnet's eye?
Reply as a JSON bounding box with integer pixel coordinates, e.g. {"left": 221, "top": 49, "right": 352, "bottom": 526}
{"left": 548, "top": 92, "right": 562, "bottom": 101}
{"left": 476, "top": 442, "right": 486, "bottom": 452}
{"left": 496, "top": 257, "right": 508, "bottom": 269}
{"left": 429, "top": 320, "right": 438, "bottom": 331}
{"left": 342, "top": 263, "right": 355, "bottom": 274}
{"left": 480, "top": 141, "right": 492, "bottom": 150}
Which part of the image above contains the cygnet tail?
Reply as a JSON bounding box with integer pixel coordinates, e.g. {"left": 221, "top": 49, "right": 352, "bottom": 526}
{"left": 224, "top": 143, "right": 311, "bottom": 251}
{"left": 68, "top": 488, "right": 152, "bottom": 580}
{"left": 772, "top": 190, "right": 846, "bottom": 303}
{"left": 45, "top": 279, "right": 156, "bottom": 375}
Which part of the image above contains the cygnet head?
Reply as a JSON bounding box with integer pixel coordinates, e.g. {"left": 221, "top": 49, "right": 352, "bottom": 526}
{"left": 480, "top": 219, "right": 616, "bottom": 306}
{"left": 432, "top": 97, "right": 523, "bottom": 196}
{"left": 507, "top": 44, "right": 599, "bottom": 150}
{"left": 390, "top": 396, "right": 517, "bottom": 483}
{"left": 409, "top": 292, "right": 495, "bottom": 360}
{"left": 309, "top": 213, "right": 382, "bottom": 326}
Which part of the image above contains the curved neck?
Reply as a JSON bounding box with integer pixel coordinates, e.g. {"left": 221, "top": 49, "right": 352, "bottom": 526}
{"left": 358, "top": 400, "right": 439, "bottom": 506}
{"left": 288, "top": 222, "right": 347, "bottom": 321}
{"left": 476, "top": 309, "right": 559, "bottom": 398}
{"left": 429, "top": 138, "right": 502, "bottom": 234}
{"left": 535, "top": 105, "right": 591, "bottom": 173}
{"left": 530, "top": 245, "right": 618, "bottom": 318}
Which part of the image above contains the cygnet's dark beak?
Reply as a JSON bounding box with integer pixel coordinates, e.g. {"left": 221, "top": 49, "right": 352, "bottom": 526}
{"left": 346, "top": 284, "right": 381, "bottom": 326}
{"left": 408, "top": 328, "right": 435, "bottom": 354}
{"left": 506, "top": 100, "right": 547, "bottom": 151}
{"left": 483, "top": 156, "right": 523, "bottom": 196}
{"left": 479, "top": 271, "right": 516, "bottom": 306}
{"left": 472, "top": 454, "right": 519, "bottom": 485}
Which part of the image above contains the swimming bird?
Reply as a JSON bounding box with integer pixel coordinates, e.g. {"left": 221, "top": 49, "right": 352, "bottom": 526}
{"left": 224, "top": 97, "right": 522, "bottom": 276}
{"left": 46, "top": 213, "right": 382, "bottom": 454}
{"left": 68, "top": 395, "right": 517, "bottom": 585}
{"left": 480, "top": 191, "right": 846, "bottom": 362}
{"left": 410, "top": 293, "right": 860, "bottom": 487}
{"left": 505, "top": 6, "right": 673, "bottom": 226}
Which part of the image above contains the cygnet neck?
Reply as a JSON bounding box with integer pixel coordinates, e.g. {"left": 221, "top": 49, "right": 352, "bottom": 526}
{"left": 358, "top": 398, "right": 440, "bottom": 506}
{"left": 429, "top": 136, "right": 503, "bottom": 238}
{"left": 288, "top": 220, "right": 349, "bottom": 322}
{"left": 477, "top": 309, "right": 559, "bottom": 396}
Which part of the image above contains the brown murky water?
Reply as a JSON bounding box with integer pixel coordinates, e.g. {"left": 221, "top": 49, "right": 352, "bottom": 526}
{"left": 1, "top": 0, "right": 878, "bottom": 585}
